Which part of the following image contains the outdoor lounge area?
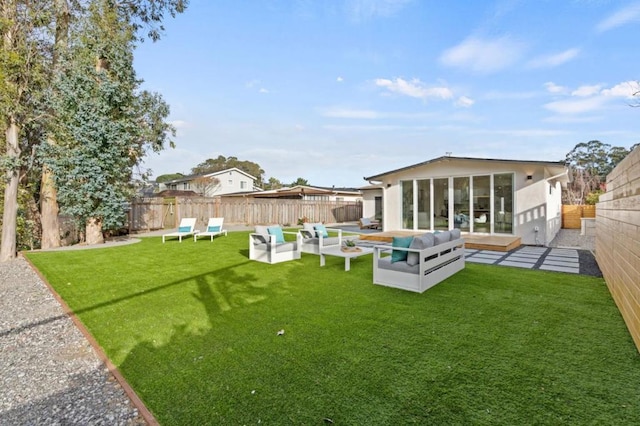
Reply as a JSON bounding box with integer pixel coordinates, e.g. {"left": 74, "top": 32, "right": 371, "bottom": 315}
{"left": 23, "top": 230, "right": 640, "bottom": 424}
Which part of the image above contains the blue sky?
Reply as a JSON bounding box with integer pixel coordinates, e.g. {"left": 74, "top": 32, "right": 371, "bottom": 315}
{"left": 134, "top": 0, "right": 640, "bottom": 187}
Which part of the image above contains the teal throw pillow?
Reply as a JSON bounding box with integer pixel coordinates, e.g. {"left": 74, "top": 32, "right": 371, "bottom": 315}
{"left": 178, "top": 226, "right": 191, "bottom": 232}
{"left": 207, "top": 225, "right": 221, "bottom": 232}
{"left": 267, "top": 226, "right": 285, "bottom": 243}
{"left": 314, "top": 224, "right": 329, "bottom": 238}
{"left": 391, "top": 236, "right": 413, "bottom": 263}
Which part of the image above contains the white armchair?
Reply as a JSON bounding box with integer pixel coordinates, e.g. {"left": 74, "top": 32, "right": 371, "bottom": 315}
{"left": 249, "top": 225, "right": 301, "bottom": 264}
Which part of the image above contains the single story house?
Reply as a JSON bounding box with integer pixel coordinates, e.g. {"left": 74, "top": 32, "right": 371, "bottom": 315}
{"left": 158, "top": 168, "right": 260, "bottom": 197}
{"left": 364, "top": 156, "right": 571, "bottom": 246}
{"left": 223, "top": 185, "right": 362, "bottom": 202}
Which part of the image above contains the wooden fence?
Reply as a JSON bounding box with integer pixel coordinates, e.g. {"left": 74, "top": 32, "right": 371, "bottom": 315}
{"left": 596, "top": 146, "right": 640, "bottom": 353}
{"left": 128, "top": 197, "right": 363, "bottom": 231}
{"left": 561, "top": 204, "right": 596, "bottom": 229}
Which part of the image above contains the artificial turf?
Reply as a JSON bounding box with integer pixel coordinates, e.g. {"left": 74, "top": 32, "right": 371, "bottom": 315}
{"left": 25, "top": 231, "right": 640, "bottom": 425}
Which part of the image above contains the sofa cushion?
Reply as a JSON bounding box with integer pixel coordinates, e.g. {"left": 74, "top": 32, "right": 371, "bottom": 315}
{"left": 391, "top": 236, "right": 413, "bottom": 263}
{"left": 303, "top": 222, "right": 317, "bottom": 235}
{"left": 378, "top": 256, "right": 419, "bottom": 274}
{"left": 406, "top": 237, "right": 427, "bottom": 266}
{"left": 267, "top": 226, "right": 285, "bottom": 243}
{"left": 420, "top": 232, "right": 435, "bottom": 247}
{"left": 255, "top": 225, "right": 270, "bottom": 236}
{"left": 450, "top": 228, "right": 461, "bottom": 240}
{"left": 434, "top": 231, "right": 450, "bottom": 246}
{"left": 178, "top": 226, "right": 191, "bottom": 232}
{"left": 275, "top": 242, "right": 297, "bottom": 253}
{"left": 314, "top": 224, "right": 329, "bottom": 238}
{"left": 207, "top": 225, "right": 221, "bottom": 233}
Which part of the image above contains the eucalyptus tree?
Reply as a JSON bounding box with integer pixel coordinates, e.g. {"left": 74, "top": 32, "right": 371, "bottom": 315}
{"left": 0, "top": 0, "right": 51, "bottom": 261}
{"left": 40, "top": 0, "right": 187, "bottom": 247}
{"left": 42, "top": 0, "right": 175, "bottom": 244}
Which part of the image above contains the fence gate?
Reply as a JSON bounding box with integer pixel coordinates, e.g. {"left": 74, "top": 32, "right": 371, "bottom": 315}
{"left": 561, "top": 205, "right": 596, "bottom": 229}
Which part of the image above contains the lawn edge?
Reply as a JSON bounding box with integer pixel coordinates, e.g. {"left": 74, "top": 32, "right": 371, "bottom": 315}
{"left": 21, "top": 252, "right": 159, "bottom": 426}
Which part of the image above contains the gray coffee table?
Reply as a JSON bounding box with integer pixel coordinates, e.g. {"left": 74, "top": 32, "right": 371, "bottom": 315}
{"left": 319, "top": 245, "right": 374, "bottom": 271}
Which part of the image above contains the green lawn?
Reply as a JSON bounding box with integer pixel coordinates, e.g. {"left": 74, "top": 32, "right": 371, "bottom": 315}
{"left": 25, "top": 231, "right": 640, "bottom": 425}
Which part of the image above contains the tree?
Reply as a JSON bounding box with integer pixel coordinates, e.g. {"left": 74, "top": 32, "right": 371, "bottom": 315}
{"left": 156, "top": 172, "right": 184, "bottom": 183}
{"left": 1, "top": 0, "right": 51, "bottom": 261}
{"left": 42, "top": 0, "right": 174, "bottom": 244}
{"left": 191, "top": 175, "right": 219, "bottom": 196}
{"left": 264, "top": 177, "right": 283, "bottom": 190}
{"left": 191, "top": 155, "right": 265, "bottom": 186}
{"left": 290, "top": 177, "right": 309, "bottom": 187}
{"left": 564, "top": 140, "right": 630, "bottom": 204}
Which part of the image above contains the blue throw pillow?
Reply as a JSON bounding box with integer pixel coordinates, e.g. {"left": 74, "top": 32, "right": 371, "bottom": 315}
{"left": 391, "top": 236, "right": 413, "bottom": 263}
{"left": 267, "top": 226, "right": 285, "bottom": 243}
{"left": 178, "top": 226, "right": 191, "bottom": 232}
{"left": 314, "top": 224, "right": 329, "bottom": 238}
{"left": 207, "top": 225, "right": 221, "bottom": 232}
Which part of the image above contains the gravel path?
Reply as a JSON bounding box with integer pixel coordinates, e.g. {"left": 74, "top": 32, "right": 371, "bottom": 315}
{"left": 0, "top": 257, "right": 146, "bottom": 425}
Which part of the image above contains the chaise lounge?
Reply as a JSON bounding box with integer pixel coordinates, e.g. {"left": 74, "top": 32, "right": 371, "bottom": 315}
{"left": 162, "top": 218, "right": 197, "bottom": 243}
{"left": 359, "top": 217, "right": 381, "bottom": 230}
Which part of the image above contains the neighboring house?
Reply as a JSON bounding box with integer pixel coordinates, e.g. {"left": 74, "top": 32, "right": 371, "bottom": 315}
{"left": 364, "top": 156, "right": 570, "bottom": 246}
{"left": 224, "top": 185, "right": 362, "bottom": 202}
{"left": 158, "top": 168, "right": 259, "bottom": 197}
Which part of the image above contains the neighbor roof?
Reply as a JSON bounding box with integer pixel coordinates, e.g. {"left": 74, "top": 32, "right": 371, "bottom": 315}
{"left": 364, "top": 156, "right": 567, "bottom": 182}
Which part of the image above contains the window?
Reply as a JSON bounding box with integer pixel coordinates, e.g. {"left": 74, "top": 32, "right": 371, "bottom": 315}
{"left": 417, "top": 179, "right": 431, "bottom": 229}
{"left": 183, "top": 182, "right": 189, "bottom": 190}
{"left": 401, "top": 181, "right": 414, "bottom": 229}
{"left": 228, "top": 179, "right": 233, "bottom": 186}
{"left": 240, "top": 181, "right": 247, "bottom": 189}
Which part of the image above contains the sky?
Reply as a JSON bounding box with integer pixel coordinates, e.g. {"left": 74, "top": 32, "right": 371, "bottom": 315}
{"left": 133, "top": 0, "right": 640, "bottom": 188}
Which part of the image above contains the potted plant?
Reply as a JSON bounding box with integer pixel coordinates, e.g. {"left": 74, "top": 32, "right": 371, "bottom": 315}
{"left": 342, "top": 239, "right": 360, "bottom": 252}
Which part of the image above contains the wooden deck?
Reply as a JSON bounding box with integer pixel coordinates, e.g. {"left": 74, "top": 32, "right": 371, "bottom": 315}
{"left": 461, "top": 235, "right": 521, "bottom": 252}
{"left": 359, "top": 231, "right": 521, "bottom": 252}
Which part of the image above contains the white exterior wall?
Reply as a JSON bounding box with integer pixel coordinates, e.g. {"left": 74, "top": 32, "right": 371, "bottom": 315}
{"left": 361, "top": 189, "right": 382, "bottom": 219}
{"left": 207, "top": 169, "right": 254, "bottom": 196}
{"left": 371, "top": 159, "right": 566, "bottom": 245}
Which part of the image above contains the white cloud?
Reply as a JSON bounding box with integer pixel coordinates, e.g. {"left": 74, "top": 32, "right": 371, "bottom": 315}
{"left": 528, "top": 48, "right": 580, "bottom": 68}
{"left": 336, "top": 76, "right": 344, "bottom": 83}
{"left": 544, "top": 97, "right": 607, "bottom": 114}
{"left": 374, "top": 77, "right": 453, "bottom": 100}
{"left": 596, "top": 2, "right": 640, "bottom": 32}
{"left": 259, "top": 88, "right": 270, "bottom": 94}
{"left": 544, "top": 82, "right": 567, "bottom": 94}
{"left": 601, "top": 81, "right": 640, "bottom": 98}
{"left": 571, "top": 84, "right": 602, "bottom": 97}
{"left": 245, "top": 79, "right": 260, "bottom": 88}
{"left": 456, "top": 96, "right": 475, "bottom": 108}
{"left": 439, "top": 36, "right": 526, "bottom": 73}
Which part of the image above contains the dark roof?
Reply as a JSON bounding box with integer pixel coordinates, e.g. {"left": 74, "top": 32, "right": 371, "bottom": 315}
{"left": 364, "top": 156, "right": 566, "bottom": 181}
{"left": 155, "top": 189, "right": 201, "bottom": 197}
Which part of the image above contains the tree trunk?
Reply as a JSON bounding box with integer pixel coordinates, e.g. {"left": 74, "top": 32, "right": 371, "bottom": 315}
{"left": 40, "top": 0, "right": 70, "bottom": 249}
{"left": 1, "top": 121, "right": 21, "bottom": 262}
{"left": 40, "top": 164, "right": 60, "bottom": 248}
{"left": 85, "top": 217, "right": 104, "bottom": 245}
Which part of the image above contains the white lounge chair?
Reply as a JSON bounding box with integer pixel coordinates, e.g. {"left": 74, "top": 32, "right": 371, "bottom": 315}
{"left": 359, "top": 217, "right": 381, "bottom": 229}
{"left": 162, "top": 218, "right": 197, "bottom": 243}
{"left": 195, "top": 217, "right": 227, "bottom": 242}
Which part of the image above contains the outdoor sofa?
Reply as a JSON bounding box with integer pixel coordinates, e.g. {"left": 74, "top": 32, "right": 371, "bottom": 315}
{"left": 373, "top": 229, "right": 465, "bottom": 293}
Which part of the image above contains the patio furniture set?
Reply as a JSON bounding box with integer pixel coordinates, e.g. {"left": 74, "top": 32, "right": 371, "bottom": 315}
{"left": 247, "top": 219, "right": 466, "bottom": 292}
{"left": 162, "top": 217, "right": 465, "bottom": 292}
